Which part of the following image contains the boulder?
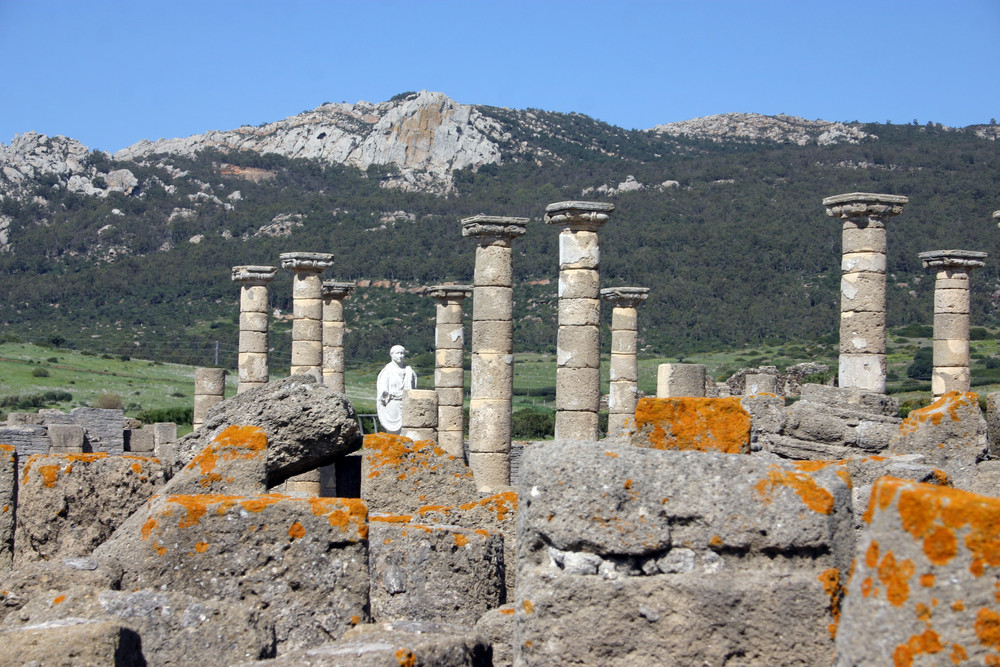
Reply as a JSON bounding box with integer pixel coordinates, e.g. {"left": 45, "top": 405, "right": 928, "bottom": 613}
{"left": 474, "top": 604, "right": 514, "bottom": 667}
{"left": 163, "top": 424, "right": 268, "bottom": 496}
{"left": 0, "top": 445, "right": 15, "bottom": 571}
{"left": 15, "top": 453, "right": 163, "bottom": 565}
{"left": 172, "top": 375, "right": 361, "bottom": 484}
{"left": 514, "top": 440, "right": 853, "bottom": 666}
{"left": 0, "top": 557, "right": 123, "bottom": 624}
{"left": 629, "top": 397, "right": 752, "bottom": 453}
{"left": 836, "top": 477, "right": 1000, "bottom": 665}
{"left": 0, "top": 619, "right": 143, "bottom": 666}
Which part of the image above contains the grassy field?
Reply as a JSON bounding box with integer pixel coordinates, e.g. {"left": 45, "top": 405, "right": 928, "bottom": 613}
{"left": 3, "top": 326, "right": 1000, "bottom": 426}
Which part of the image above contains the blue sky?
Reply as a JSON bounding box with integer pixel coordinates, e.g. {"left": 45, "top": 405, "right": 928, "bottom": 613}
{"left": 1, "top": 0, "right": 997, "bottom": 152}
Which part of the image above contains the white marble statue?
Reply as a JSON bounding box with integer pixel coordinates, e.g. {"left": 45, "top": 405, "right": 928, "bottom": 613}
{"left": 376, "top": 345, "right": 417, "bottom": 434}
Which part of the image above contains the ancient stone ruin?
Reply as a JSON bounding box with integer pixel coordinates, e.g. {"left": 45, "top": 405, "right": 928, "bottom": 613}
{"left": 1, "top": 192, "right": 1000, "bottom": 665}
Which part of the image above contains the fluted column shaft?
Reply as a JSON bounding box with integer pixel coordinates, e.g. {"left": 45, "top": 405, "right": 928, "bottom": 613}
{"left": 321, "top": 281, "right": 355, "bottom": 393}
{"left": 280, "top": 252, "right": 334, "bottom": 381}
{"left": 428, "top": 285, "right": 472, "bottom": 457}
{"left": 232, "top": 265, "right": 277, "bottom": 393}
{"left": 920, "top": 250, "right": 987, "bottom": 397}
{"left": 823, "top": 192, "right": 908, "bottom": 393}
{"left": 463, "top": 216, "right": 528, "bottom": 491}
{"left": 545, "top": 201, "right": 614, "bottom": 440}
{"left": 601, "top": 287, "right": 649, "bottom": 436}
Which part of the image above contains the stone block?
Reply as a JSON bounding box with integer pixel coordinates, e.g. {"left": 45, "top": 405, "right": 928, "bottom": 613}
{"left": 608, "top": 382, "right": 638, "bottom": 414}
{"left": 238, "top": 352, "right": 268, "bottom": 383}
{"left": 475, "top": 605, "right": 514, "bottom": 667}
{"left": 839, "top": 353, "right": 887, "bottom": 393}
{"left": 436, "top": 302, "right": 465, "bottom": 325}
{"left": 0, "top": 620, "right": 143, "bottom": 666}
{"left": 403, "top": 390, "right": 438, "bottom": 430}
{"left": 369, "top": 521, "right": 504, "bottom": 625}
{"left": 933, "top": 366, "right": 971, "bottom": 396}
{"left": 47, "top": 424, "right": 85, "bottom": 453}
{"left": 558, "top": 228, "right": 600, "bottom": 270}
{"left": 841, "top": 226, "right": 886, "bottom": 254}
{"left": 436, "top": 387, "right": 464, "bottom": 407}
{"left": 290, "top": 342, "right": 322, "bottom": 370}
{"left": 0, "top": 445, "right": 14, "bottom": 571}
{"left": 935, "top": 287, "right": 971, "bottom": 315}
{"left": 0, "top": 426, "right": 49, "bottom": 458}
{"left": 471, "top": 354, "right": 513, "bottom": 397}
{"left": 987, "top": 392, "right": 1000, "bottom": 459}
{"left": 554, "top": 410, "right": 599, "bottom": 442}
{"left": 610, "top": 329, "right": 637, "bottom": 355}
{"left": 69, "top": 408, "right": 126, "bottom": 454}
{"left": 609, "top": 353, "right": 638, "bottom": 382}
{"left": 361, "top": 434, "right": 477, "bottom": 515}
{"left": 630, "top": 397, "right": 751, "bottom": 454}
{"left": 15, "top": 453, "right": 163, "bottom": 565}
{"left": 436, "top": 347, "right": 464, "bottom": 368}
{"left": 557, "top": 297, "right": 600, "bottom": 326}
{"left": 515, "top": 441, "right": 853, "bottom": 666}
{"left": 93, "top": 494, "right": 369, "bottom": 653}
{"left": 557, "top": 268, "right": 600, "bottom": 300}
{"left": 436, "top": 366, "right": 466, "bottom": 389}
{"left": 125, "top": 426, "right": 154, "bottom": 453}
{"left": 5, "top": 413, "right": 44, "bottom": 426}
{"left": 241, "top": 285, "right": 270, "bottom": 313}
{"left": 800, "top": 383, "right": 900, "bottom": 417}
{"left": 323, "top": 298, "right": 345, "bottom": 321}
{"left": 836, "top": 478, "right": 1000, "bottom": 665}
{"left": 934, "top": 312, "right": 970, "bottom": 341}
{"left": 933, "top": 338, "right": 969, "bottom": 367}
{"left": 556, "top": 326, "right": 600, "bottom": 369}
{"left": 473, "top": 243, "right": 513, "bottom": 287}
{"left": 657, "top": 363, "right": 706, "bottom": 398}
{"left": 323, "top": 347, "right": 345, "bottom": 374}
{"left": 935, "top": 275, "right": 971, "bottom": 290}
{"left": 471, "top": 320, "right": 513, "bottom": 354}
{"left": 323, "top": 320, "right": 345, "bottom": 346}
{"left": 839, "top": 309, "right": 886, "bottom": 354}
{"left": 744, "top": 373, "right": 777, "bottom": 396}
{"left": 438, "top": 405, "right": 464, "bottom": 431}
{"left": 291, "top": 316, "right": 322, "bottom": 341}
{"left": 240, "top": 310, "right": 269, "bottom": 333}
{"left": 840, "top": 271, "right": 886, "bottom": 310}
{"left": 841, "top": 251, "right": 887, "bottom": 273}
{"left": 468, "top": 399, "right": 512, "bottom": 453}
{"left": 468, "top": 452, "right": 510, "bottom": 492}
{"left": 471, "top": 285, "right": 512, "bottom": 322}
{"left": 292, "top": 298, "right": 323, "bottom": 322}
{"left": 194, "top": 367, "right": 227, "bottom": 395}
{"left": 438, "top": 431, "right": 465, "bottom": 460}
{"left": 611, "top": 306, "right": 638, "bottom": 331}
{"left": 555, "top": 367, "right": 600, "bottom": 411}
{"left": 436, "top": 323, "right": 465, "bottom": 349}
{"left": 165, "top": 425, "right": 268, "bottom": 496}
{"left": 239, "top": 329, "right": 267, "bottom": 353}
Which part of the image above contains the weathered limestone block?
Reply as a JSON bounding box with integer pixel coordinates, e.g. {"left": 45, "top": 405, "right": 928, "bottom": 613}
{"left": 656, "top": 363, "right": 706, "bottom": 397}
{"left": 67, "top": 407, "right": 126, "bottom": 454}
{"left": 475, "top": 604, "right": 515, "bottom": 667}
{"left": 743, "top": 373, "right": 778, "bottom": 395}
{"left": 173, "top": 375, "right": 361, "bottom": 484}
{"left": 0, "top": 620, "right": 143, "bottom": 666}
{"left": 124, "top": 426, "right": 153, "bottom": 453}
{"left": 739, "top": 394, "right": 785, "bottom": 452}
{"left": 0, "top": 426, "right": 49, "bottom": 457}
{"left": 15, "top": 453, "right": 163, "bottom": 565}
{"left": 402, "top": 389, "right": 438, "bottom": 444}
{"left": 0, "top": 445, "right": 14, "bottom": 571}
{"left": 3, "top": 587, "right": 276, "bottom": 666}
{"left": 361, "top": 434, "right": 478, "bottom": 515}
{"left": 93, "top": 494, "right": 369, "bottom": 653}
{"left": 888, "top": 391, "right": 987, "bottom": 485}
{"left": 239, "top": 620, "right": 492, "bottom": 666}
{"left": 0, "top": 558, "right": 124, "bottom": 624}
{"left": 987, "top": 392, "right": 1000, "bottom": 458}
{"left": 369, "top": 520, "right": 504, "bottom": 625}
{"left": 836, "top": 478, "right": 1000, "bottom": 665}
{"left": 164, "top": 425, "right": 267, "bottom": 496}
{"left": 630, "top": 397, "right": 751, "bottom": 454}
{"left": 515, "top": 441, "right": 853, "bottom": 666}
{"left": 47, "top": 424, "right": 84, "bottom": 453}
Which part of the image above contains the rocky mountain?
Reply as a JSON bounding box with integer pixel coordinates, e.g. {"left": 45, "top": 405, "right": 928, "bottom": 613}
{"left": 647, "top": 112, "right": 874, "bottom": 145}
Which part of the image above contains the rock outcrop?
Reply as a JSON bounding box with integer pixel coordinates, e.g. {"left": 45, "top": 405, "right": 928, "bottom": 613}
{"left": 648, "top": 112, "right": 873, "bottom": 145}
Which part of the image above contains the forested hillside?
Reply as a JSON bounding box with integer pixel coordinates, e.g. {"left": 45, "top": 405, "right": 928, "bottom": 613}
{"left": 0, "top": 99, "right": 997, "bottom": 372}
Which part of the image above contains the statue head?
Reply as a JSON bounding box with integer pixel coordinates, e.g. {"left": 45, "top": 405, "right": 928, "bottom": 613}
{"left": 390, "top": 345, "right": 406, "bottom": 365}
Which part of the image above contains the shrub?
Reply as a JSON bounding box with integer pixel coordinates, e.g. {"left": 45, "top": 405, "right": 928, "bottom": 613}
{"left": 906, "top": 347, "right": 933, "bottom": 379}
{"left": 512, "top": 407, "right": 554, "bottom": 439}
{"left": 31, "top": 368, "right": 49, "bottom": 378}
{"left": 95, "top": 393, "right": 124, "bottom": 410}
{"left": 136, "top": 407, "right": 193, "bottom": 426}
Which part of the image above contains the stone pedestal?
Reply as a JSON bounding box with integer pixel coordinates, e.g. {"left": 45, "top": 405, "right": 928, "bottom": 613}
{"left": 600, "top": 286, "right": 649, "bottom": 436}
{"left": 427, "top": 284, "right": 472, "bottom": 457}
{"left": 280, "top": 252, "right": 334, "bottom": 380}
{"left": 545, "top": 201, "right": 614, "bottom": 441}
{"left": 321, "top": 281, "right": 355, "bottom": 393}
{"left": 193, "top": 368, "right": 226, "bottom": 430}
{"left": 657, "top": 364, "right": 706, "bottom": 398}
{"left": 231, "top": 265, "right": 277, "bottom": 393}
{"left": 744, "top": 374, "right": 778, "bottom": 396}
{"left": 282, "top": 468, "right": 321, "bottom": 497}
{"left": 402, "top": 389, "right": 439, "bottom": 444}
{"left": 463, "top": 215, "right": 528, "bottom": 491}
{"left": 919, "top": 250, "right": 987, "bottom": 397}
{"left": 823, "top": 192, "right": 908, "bottom": 393}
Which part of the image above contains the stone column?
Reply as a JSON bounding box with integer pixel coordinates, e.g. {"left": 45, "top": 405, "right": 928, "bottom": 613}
{"left": 545, "top": 201, "right": 614, "bottom": 441}
{"left": 600, "top": 286, "right": 649, "bottom": 436}
{"left": 462, "top": 215, "right": 528, "bottom": 491}
{"left": 427, "top": 284, "right": 472, "bottom": 457}
{"left": 321, "top": 281, "right": 355, "bottom": 393}
{"left": 402, "top": 389, "right": 438, "bottom": 444}
{"left": 823, "top": 192, "right": 908, "bottom": 393}
{"left": 919, "top": 250, "right": 987, "bottom": 397}
{"left": 231, "top": 265, "right": 277, "bottom": 393}
{"left": 193, "top": 368, "right": 226, "bottom": 430}
{"left": 657, "top": 364, "right": 706, "bottom": 397}
{"left": 280, "top": 252, "right": 334, "bottom": 380}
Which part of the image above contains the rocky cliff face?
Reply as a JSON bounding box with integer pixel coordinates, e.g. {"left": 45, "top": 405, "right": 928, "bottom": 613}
{"left": 647, "top": 112, "right": 873, "bottom": 145}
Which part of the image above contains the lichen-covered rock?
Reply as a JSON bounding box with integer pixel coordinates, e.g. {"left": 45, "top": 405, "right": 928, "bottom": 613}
{"left": 888, "top": 391, "right": 988, "bottom": 486}
{"left": 369, "top": 520, "right": 503, "bottom": 625}
{"left": 474, "top": 604, "right": 514, "bottom": 667}
{"left": 172, "top": 375, "right": 361, "bottom": 484}
{"left": 3, "top": 587, "right": 275, "bottom": 666}
{"left": 0, "top": 619, "right": 143, "bottom": 666}
{"left": 15, "top": 453, "right": 163, "bottom": 565}
{"left": 0, "top": 445, "right": 15, "bottom": 571}
{"left": 164, "top": 425, "right": 267, "bottom": 495}
{"left": 362, "top": 433, "right": 478, "bottom": 514}
{"left": 93, "top": 493, "right": 368, "bottom": 653}
{"left": 237, "top": 620, "right": 492, "bottom": 666}
{"left": 515, "top": 440, "right": 853, "bottom": 666}
{"left": 0, "top": 558, "right": 123, "bottom": 624}
{"left": 836, "top": 478, "right": 1000, "bottom": 665}
{"left": 630, "top": 397, "right": 751, "bottom": 453}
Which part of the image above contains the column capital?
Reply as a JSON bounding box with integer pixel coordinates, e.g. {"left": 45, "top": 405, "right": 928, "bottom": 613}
{"left": 600, "top": 286, "right": 650, "bottom": 308}
{"left": 461, "top": 215, "right": 528, "bottom": 240}
{"left": 231, "top": 265, "right": 278, "bottom": 285}
{"left": 321, "top": 281, "right": 356, "bottom": 300}
{"left": 823, "top": 192, "right": 908, "bottom": 221}
{"left": 279, "top": 252, "right": 334, "bottom": 272}
{"left": 919, "top": 249, "right": 987, "bottom": 271}
{"left": 427, "top": 284, "right": 473, "bottom": 301}
{"left": 544, "top": 201, "right": 614, "bottom": 231}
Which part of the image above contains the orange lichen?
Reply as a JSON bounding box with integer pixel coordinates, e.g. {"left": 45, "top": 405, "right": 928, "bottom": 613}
{"left": 364, "top": 433, "right": 450, "bottom": 478}
{"left": 417, "top": 505, "right": 449, "bottom": 515}
{"left": 877, "top": 551, "right": 915, "bottom": 607}
{"left": 861, "top": 577, "right": 874, "bottom": 598}
{"left": 141, "top": 517, "right": 158, "bottom": 540}
{"left": 153, "top": 542, "right": 167, "bottom": 556}
{"left": 923, "top": 526, "right": 958, "bottom": 566}
{"left": 604, "top": 451, "right": 618, "bottom": 458}
{"left": 977, "top": 608, "right": 1000, "bottom": 650}
{"left": 371, "top": 514, "right": 414, "bottom": 524}
{"left": 893, "top": 629, "right": 944, "bottom": 667}
{"left": 166, "top": 494, "right": 241, "bottom": 528}
{"left": 950, "top": 644, "right": 968, "bottom": 664}
{"left": 460, "top": 491, "right": 518, "bottom": 522}
{"left": 932, "top": 469, "right": 951, "bottom": 486}
{"left": 454, "top": 533, "right": 469, "bottom": 547}
{"left": 288, "top": 521, "right": 306, "bottom": 540}
{"left": 624, "top": 479, "right": 632, "bottom": 490}
{"left": 500, "top": 608, "right": 515, "bottom": 615}
{"left": 1, "top": 506, "right": 7, "bottom": 514}
{"left": 952, "top": 600, "right": 965, "bottom": 612}
{"left": 793, "top": 459, "right": 848, "bottom": 472}
{"left": 38, "top": 464, "right": 60, "bottom": 488}
{"left": 898, "top": 392, "right": 978, "bottom": 436}
{"left": 53, "top": 595, "right": 65, "bottom": 605}
{"left": 866, "top": 541, "right": 880, "bottom": 568}
{"left": 633, "top": 397, "right": 751, "bottom": 454}
{"left": 921, "top": 574, "right": 936, "bottom": 588}
{"left": 240, "top": 495, "right": 285, "bottom": 513}
{"left": 395, "top": 648, "right": 416, "bottom": 667}
{"left": 522, "top": 599, "right": 534, "bottom": 614}
{"left": 818, "top": 568, "right": 843, "bottom": 639}
{"left": 351, "top": 615, "right": 360, "bottom": 625}
{"left": 187, "top": 425, "right": 267, "bottom": 479}
{"left": 754, "top": 466, "right": 835, "bottom": 514}
{"left": 915, "top": 603, "right": 932, "bottom": 622}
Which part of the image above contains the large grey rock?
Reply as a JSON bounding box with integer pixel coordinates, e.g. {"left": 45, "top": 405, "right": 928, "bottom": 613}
{"left": 0, "top": 445, "right": 15, "bottom": 571}
{"left": 237, "top": 620, "right": 492, "bottom": 666}
{"left": 0, "top": 558, "right": 124, "bottom": 624}
{"left": 172, "top": 375, "right": 361, "bottom": 484}
{"left": 3, "top": 587, "right": 275, "bottom": 666}
{"left": 836, "top": 477, "right": 1000, "bottom": 665}
{"left": 15, "top": 453, "right": 163, "bottom": 565}
{"left": 0, "top": 619, "right": 143, "bottom": 666}
{"left": 369, "top": 520, "right": 504, "bottom": 625}
{"left": 162, "top": 425, "right": 268, "bottom": 496}
{"left": 93, "top": 493, "right": 369, "bottom": 653}
{"left": 474, "top": 604, "right": 514, "bottom": 667}
{"left": 515, "top": 440, "right": 853, "bottom": 666}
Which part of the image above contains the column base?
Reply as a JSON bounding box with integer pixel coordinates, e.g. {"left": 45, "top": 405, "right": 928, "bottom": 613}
{"left": 839, "top": 354, "right": 887, "bottom": 393}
